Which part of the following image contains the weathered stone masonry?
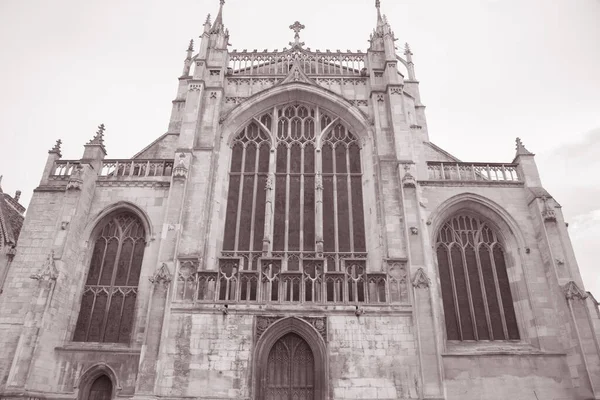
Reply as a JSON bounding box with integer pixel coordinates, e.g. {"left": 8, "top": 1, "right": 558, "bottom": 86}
{"left": 1, "top": 2, "right": 600, "bottom": 400}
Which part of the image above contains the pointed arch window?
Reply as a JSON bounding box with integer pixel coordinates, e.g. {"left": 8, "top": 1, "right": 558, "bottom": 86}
{"left": 222, "top": 103, "right": 366, "bottom": 273}
{"left": 73, "top": 212, "right": 146, "bottom": 343}
{"left": 436, "top": 214, "right": 519, "bottom": 341}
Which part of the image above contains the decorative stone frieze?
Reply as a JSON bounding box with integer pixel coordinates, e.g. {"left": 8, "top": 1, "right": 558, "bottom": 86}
{"left": 255, "top": 316, "right": 327, "bottom": 342}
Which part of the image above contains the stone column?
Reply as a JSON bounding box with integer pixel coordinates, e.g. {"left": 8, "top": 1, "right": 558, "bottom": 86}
{"left": 135, "top": 265, "right": 172, "bottom": 395}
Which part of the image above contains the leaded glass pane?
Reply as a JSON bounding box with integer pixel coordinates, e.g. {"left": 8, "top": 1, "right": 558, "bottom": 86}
{"left": 436, "top": 215, "right": 519, "bottom": 341}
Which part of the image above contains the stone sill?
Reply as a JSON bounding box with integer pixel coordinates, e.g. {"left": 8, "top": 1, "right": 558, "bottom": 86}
{"left": 419, "top": 180, "right": 524, "bottom": 188}
{"left": 443, "top": 341, "right": 566, "bottom": 357}
{"left": 55, "top": 343, "right": 142, "bottom": 354}
{"left": 171, "top": 302, "right": 412, "bottom": 315}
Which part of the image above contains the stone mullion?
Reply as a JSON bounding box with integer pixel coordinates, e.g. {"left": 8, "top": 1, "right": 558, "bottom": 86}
{"left": 299, "top": 144, "right": 305, "bottom": 256}
{"left": 332, "top": 145, "right": 339, "bottom": 267}
{"left": 233, "top": 146, "right": 247, "bottom": 253}
{"left": 262, "top": 149, "right": 276, "bottom": 255}
{"left": 315, "top": 149, "right": 324, "bottom": 256}
{"left": 474, "top": 243, "right": 494, "bottom": 340}
{"left": 248, "top": 146, "right": 261, "bottom": 254}
{"left": 345, "top": 146, "right": 354, "bottom": 253}
{"left": 459, "top": 245, "right": 479, "bottom": 340}
{"left": 489, "top": 244, "right": 509, "bottom": 339}
{"left": 447, "top": 243, "right": 464, "bottom": 340}
{"left": 284, "top": 145, "right": 291, "bottom": 269}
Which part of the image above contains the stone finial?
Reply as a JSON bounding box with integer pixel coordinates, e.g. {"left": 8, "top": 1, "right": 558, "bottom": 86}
{"left": 515, "top": 137, "right": 534, "bottom": 156}
{"left": 173, "top": 153, "right": 188, "bottom": 179}
{"left": 14, "top": 190, "right": 21, "bottom": 202}
{"left": 210, "top": 0, "right": 226, "bottom": 33}
{"left": 205, "top": 13, "right": 211, "bottom": 25}
{"left": 289, "top": 21, "right": 306, "bottom": 48}
{"left": 187, "top": 39, "right": 194, "bottom": 52}
{"left": 404, "top": 42, "right": 412, "bottom": 56}
{"left": 30, "top": 250, "right": 59, "bottom": 282}
{"left": 149, "top": 263, "right": 172, "bottom": 287}
{"left": 49, "top": 139, "right": 62, "bottom": 157}
{"left": 87, "top": 124, "right": 106, "bottom": 146}
{"left": 66, "top": 164, "right": 84, "bottom": 191}
{"left": 412, "top": 268, "right": 431, "bottom": 289}
{"left": 563, "top": 281, "right": 588, "bottom": 301}
{"left": 541, "top": 196, "right": 557, "bottom": 222}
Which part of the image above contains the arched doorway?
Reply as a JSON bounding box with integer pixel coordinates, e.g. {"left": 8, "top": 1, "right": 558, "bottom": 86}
{"left": 254, "top": 317, "right": 327, "bottom": 400}
{"left": 265, "top": 333, "right": 314, "bottom": 399}
{"left": 87, "top": 375, "right": 113, "bottom": 400}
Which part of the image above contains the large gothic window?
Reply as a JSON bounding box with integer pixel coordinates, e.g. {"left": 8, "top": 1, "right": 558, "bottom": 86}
{"left": 223, "top": 103, "right": 366, "bottom": 272}
{"left": 436, "top": 214, "right": 519, "bottom": 341}
{"left": 73, "top": 213, "right": 146, "bottom": 343}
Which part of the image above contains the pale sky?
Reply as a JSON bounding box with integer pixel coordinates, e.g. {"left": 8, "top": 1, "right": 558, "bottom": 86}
{"left": 0, "top": 0, "right": 599, "bottom": 296}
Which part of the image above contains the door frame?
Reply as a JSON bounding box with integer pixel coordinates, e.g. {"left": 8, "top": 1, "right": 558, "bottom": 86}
{"left": 253, "top": 317, "right": 328, "bottom": 400}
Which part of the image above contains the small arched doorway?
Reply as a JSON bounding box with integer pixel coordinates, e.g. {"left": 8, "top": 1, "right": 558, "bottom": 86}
{"left": 265, "top": 333, "right": 314, "bottom": 399}
{"left": 255, "top": 317, "right": 327, "bottom": 400}
{"left": 87, "top": 375, "right": 113, "bottom": 400}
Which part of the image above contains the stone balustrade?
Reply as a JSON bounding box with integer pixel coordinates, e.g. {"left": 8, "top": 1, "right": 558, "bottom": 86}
{"left": 227, "top": 48, "right": 367, "bottom": 76}
{"left": 50, "top": 159, "right": 174, "bottom": 178}
{"left": 100, "top": 159, "right": 174, "bottom": 177}
{"left": 427, "top": 161, "right": 520, "bottom": 182}
{"left": 175, "top": 254, "right": 410, "bottom": 306}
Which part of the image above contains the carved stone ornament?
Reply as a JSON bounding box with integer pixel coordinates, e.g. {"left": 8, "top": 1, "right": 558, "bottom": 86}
{"left": 563, "top": 281, "right": 588, "bottom": 301}
{"left": 541, "top": 196, "right": 557, "bottom": 222}
{"left": 173, "top": 153, "right": 188, "bottom": 180}
{"left": 189, "top": 84, "right": 202, "bottom": 92}
{"left": 66, "top": 164, "right": 84, "bottom": 191}
{"left": 149, "top": 263, "right": 172, "bottom": 287}
{"left": 412, "top": 268, "right": 430, "bottom": 289}
{"left": 265, "top": 173, "right": 274, "bottom": 191}
{"left": 402, "top": 172, "right": 417, "bottom": 188}
{"left": 7, "top": 245, "right": 16, "bottom": 260}
{"left": 30, "top": 250, "right": 59, "bottom": 282}
{"left": 255, "top": 316, "right": 327, "bottom": 342}
{"left": 410, "top": 226, "right": 418, "bottom": 235}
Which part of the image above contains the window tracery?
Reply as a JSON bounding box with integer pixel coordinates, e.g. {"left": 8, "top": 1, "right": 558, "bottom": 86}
{"left": 73, "top": 213, "right": 145, "bottom": 343}
{"left": 436, "top": 214, "right": 519, "bottom": 341}
{"left": 222, "top": 103, "right": 366, "bottom": 274}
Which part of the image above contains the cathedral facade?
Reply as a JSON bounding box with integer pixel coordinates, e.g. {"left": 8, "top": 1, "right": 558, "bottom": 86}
{"left": 1, "top": 2, "right": 600, "bottom": 400}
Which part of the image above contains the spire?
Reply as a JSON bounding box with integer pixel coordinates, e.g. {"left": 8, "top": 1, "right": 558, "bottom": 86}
{"left": 515, "top": 137, "right": 534, "bottom": 157}
{"left": 369, "top": 0, "right": 394, "bottom": 52}
{"left": 87, "top": 124, "right": 106, "bottom": 147}
{"left": 49, "top": 139, "right": 62, "bottom": 157}
{"left": 211, "top": 0, "right": 225, "bottom": 34}
{"left": 187, "top": 39, "right": 194, "bottom": 53}
{"left": 404, "top": 43, "right": 413, "bottom": 62}
{"left": 203, "top": 13, "right": 212, "bottom": 33}
{"left": 376, "top": 0, "right": 383, "bottom": 26}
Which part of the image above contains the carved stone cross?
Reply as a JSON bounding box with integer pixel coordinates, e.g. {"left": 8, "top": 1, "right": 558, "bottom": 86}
{"left": 289, "top": 21, "right": 305, "bottom": 47}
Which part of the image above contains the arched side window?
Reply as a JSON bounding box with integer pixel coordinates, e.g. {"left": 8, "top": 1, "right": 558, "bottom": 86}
{"left": 73, "top": 212, "right": 146, "bottom": 343}
{"left": 436, "top": 214, "right": 519, "bottom": 341}
{"left": 222, "top": 103, "right": 366, "bottom": 272}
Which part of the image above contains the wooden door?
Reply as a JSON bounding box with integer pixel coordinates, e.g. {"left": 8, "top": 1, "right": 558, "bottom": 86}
{"left": 87, "top": 375, "right": 112, "bottom": 400}
{"left": 265, "top": 333, "right": 314, "bottom": 400}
